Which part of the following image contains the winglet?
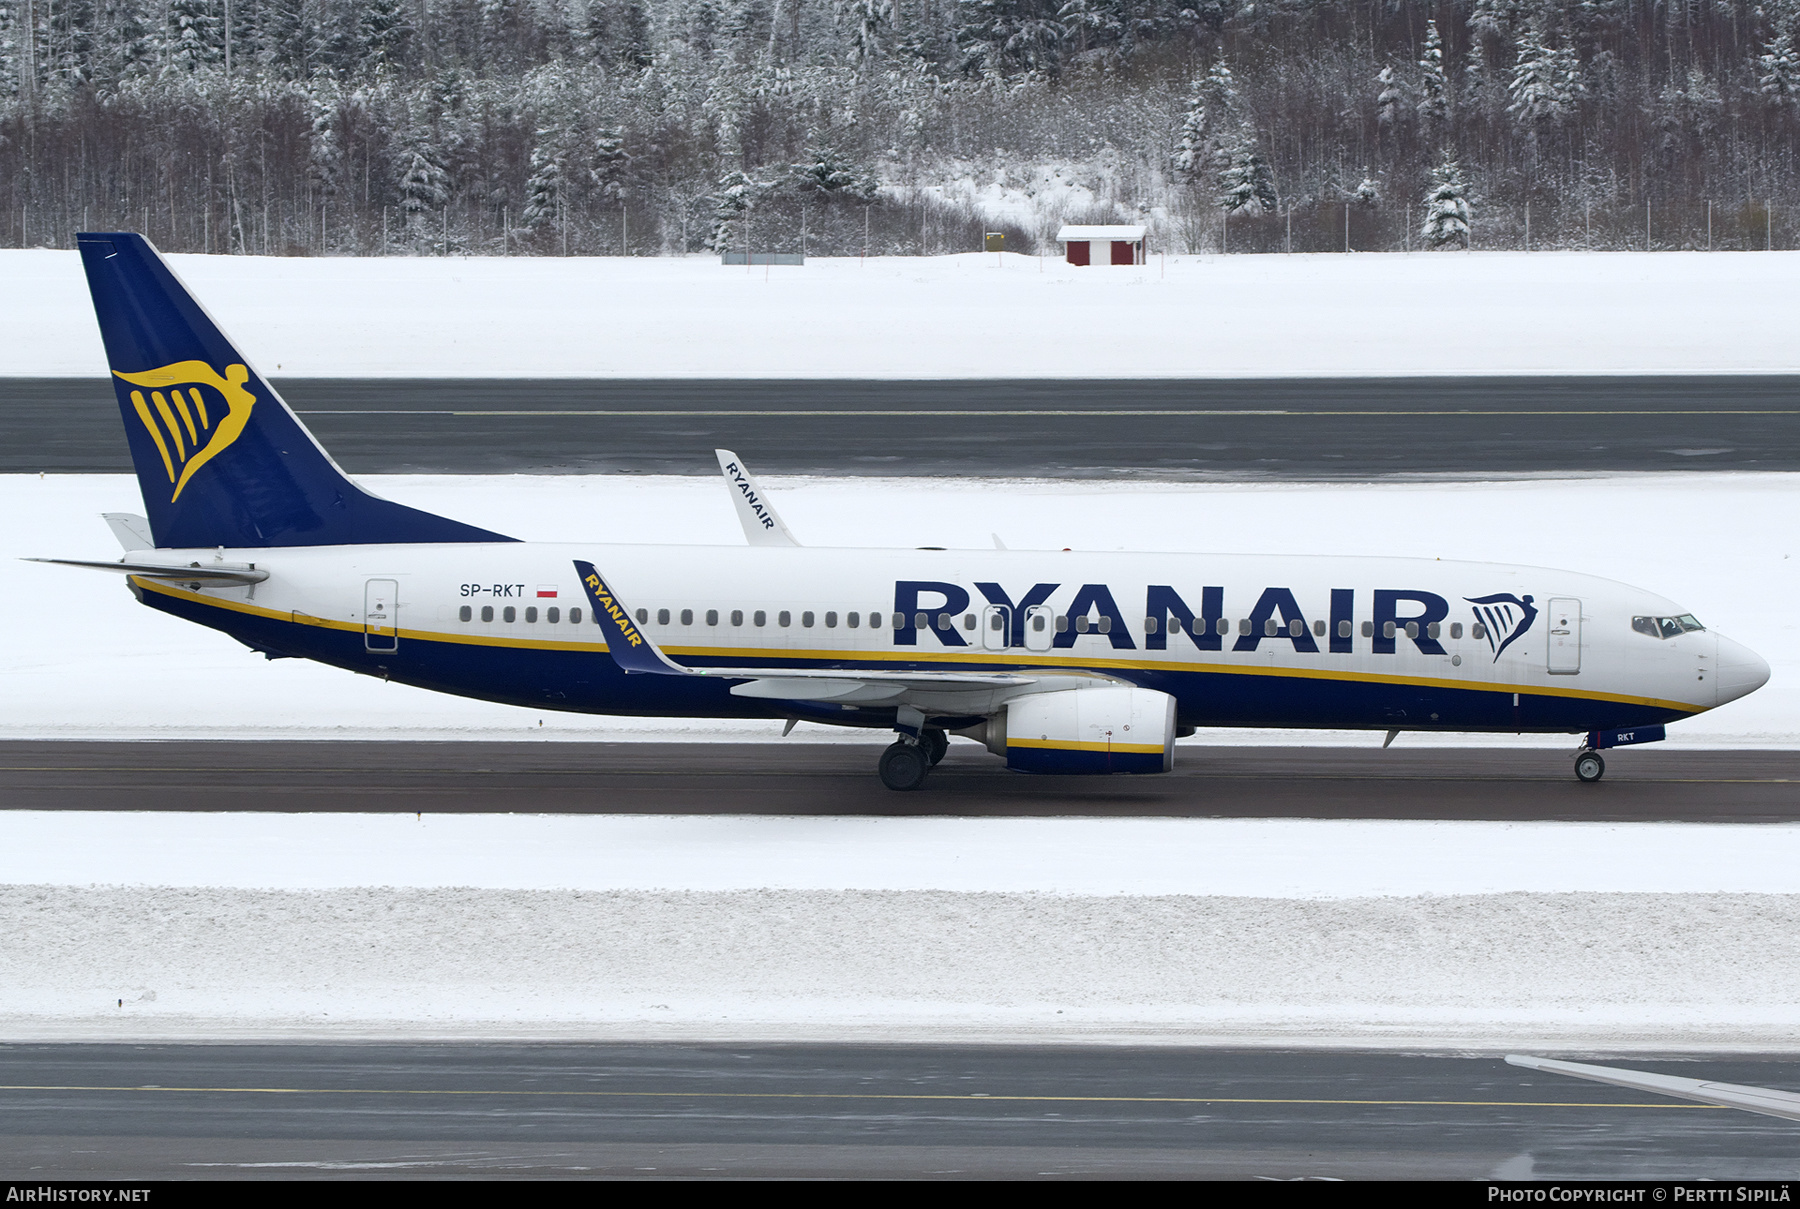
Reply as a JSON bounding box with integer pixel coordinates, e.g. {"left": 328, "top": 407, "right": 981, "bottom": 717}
{"left": 715, "top": 449, "right": 799, "bottom": 547}
{"left": 573, "top": 560, "right": 692, "bottom": 675}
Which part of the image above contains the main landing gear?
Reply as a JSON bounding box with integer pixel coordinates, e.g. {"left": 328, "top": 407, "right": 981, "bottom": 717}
{"left": 1574, "top": 749, "right": 1606, "bottom": 783}
{"left": 878, "top": 718, "right": 949, "bottom": 792}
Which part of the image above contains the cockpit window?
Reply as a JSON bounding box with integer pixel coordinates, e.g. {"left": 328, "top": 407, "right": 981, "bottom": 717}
{"left": 1633, "top": 614, "right": 1706, "bottom": 640}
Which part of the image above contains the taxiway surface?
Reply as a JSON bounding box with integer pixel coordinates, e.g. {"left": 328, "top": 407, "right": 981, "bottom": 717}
{"left": 7, "top": 376, "right": 1800, "bottom": 477}
{"left": 1, "top": 1043, "right": 1795, "bottom": 1180}
{"left": 3, "top": 741, "right": 1795, "bottom": 820}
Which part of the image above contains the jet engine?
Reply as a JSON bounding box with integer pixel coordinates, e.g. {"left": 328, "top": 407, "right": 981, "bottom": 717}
{"left": 972, "top": 686, "right": 1177, "bottom": 774}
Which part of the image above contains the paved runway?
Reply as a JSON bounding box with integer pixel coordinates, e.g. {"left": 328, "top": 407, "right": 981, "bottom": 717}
{"left": 3, "top": 741, "right": 1795, "bottom": 820}
{"left": 8, "top": 376, "right": 1800, "bottom": 477}
{"left": 1, "top": 1044, "right": 1795, "bottom": 1179}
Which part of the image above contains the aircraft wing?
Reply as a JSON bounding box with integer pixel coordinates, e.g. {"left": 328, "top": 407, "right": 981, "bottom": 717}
{"left": 574, "top": 558, "right": 1064, "bottom": 703}
{"left": 1506, "top": 1054, "right": 1800, "bottom": 1123}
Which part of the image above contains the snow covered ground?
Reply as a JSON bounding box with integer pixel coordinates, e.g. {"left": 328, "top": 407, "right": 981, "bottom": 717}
{"left": 7, "top": 468, "right": 1796, "bottom": 1048}
{"left": 5, "top": 812, "right": 1800, "bottom": 1047}
{"left": 8, "top": 247, "right": 1800, "bottom": 378}
{"left": 5, "top": 470, "right": 1793, "bottom": 744}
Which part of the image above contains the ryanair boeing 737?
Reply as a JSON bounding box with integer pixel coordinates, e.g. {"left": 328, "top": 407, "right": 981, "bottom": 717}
{"left": 37, "top": 233, "right": 1770, "bottom": 790}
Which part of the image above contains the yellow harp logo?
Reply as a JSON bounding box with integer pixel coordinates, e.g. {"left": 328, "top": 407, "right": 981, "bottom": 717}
{"left": 113, "top": 361, "right": 257, "bottom": 502}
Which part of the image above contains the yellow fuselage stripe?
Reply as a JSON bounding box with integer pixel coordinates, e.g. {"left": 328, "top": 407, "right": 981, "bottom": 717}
{"left": 133, "top": 579, "right": 1702, "bottom": 715}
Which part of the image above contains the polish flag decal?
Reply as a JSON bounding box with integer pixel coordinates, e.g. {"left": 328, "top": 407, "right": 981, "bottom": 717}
{"left": 537, "top": 586, "right": 559, "bottom": 599}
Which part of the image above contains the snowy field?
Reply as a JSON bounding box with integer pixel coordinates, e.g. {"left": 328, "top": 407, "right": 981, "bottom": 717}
{"left": 5, "top": 470, "right": 1792, "bottom": 744}
{"left": 8, "top": 247, "right": 1800, "bottom": 378}
{"left": 7, "top": 812, "right": 1800, "bottom": 1047}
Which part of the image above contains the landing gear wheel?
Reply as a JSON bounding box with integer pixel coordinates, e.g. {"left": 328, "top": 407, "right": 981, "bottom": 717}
{"left": 921, "top": 728, "right": 949, "bottom": 767}
{"left": 878, "top": 742, "right": 931, "bottom": 791}
{"left": 1574, "top": 751, "right": 1606, "bottom": 783}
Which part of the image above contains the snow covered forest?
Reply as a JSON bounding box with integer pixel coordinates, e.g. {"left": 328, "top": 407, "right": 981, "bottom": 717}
{"left": 2, "top": 0, "right": 1798, "bottom": 256}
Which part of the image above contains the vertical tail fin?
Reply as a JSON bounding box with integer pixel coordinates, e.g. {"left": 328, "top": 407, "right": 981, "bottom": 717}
{"left": 77, "top": 233, "right": 513, "bottom": 548}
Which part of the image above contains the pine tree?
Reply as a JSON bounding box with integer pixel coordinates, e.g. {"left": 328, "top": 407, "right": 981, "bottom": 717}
{"left": 840, "top": 0, "right": 893, "bottom": 67}
{"left": 1761, "top": 26, "right": 1800, "bottom": 109}
{"left": 1422, "top": 155, "right": 1471, "bottom": 248}
{"left": 1417, "top": 18, "right": 1449, "bottom": 130}
{"left": 357, "top": 0, "right": 411, "bottom": 74}
{"left": 790, "top": 145, "right": 880, "bottom": 201}
{"left": 591, "top": 127, "right": 630, "bottom": 203}
{"left": 1508, "top": 23, "right": 1583, "bottom": 129}
{"left": 399, "top": 137, "right": 450, "bottom": 246}
{"left": 1376, "top": 65, "right": 1405, "bottom": 128}
{"left": 1216, "top": 130, "right": 1275, "bottom": 215}
{"left": 522, "top": 135, "right": 571, "bottom": 233}
{"left": 162, "top": 0, "right": 220, "bottom": 74}
{"left": 1172, "top": 61, "right": 1240, "bottom": 184}
{"left": 709, "top": 168, "right": 757, "bottom": 252}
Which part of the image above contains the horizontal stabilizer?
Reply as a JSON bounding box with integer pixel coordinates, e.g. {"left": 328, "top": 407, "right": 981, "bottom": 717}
{"left": 27, "top": 556, "right": 269, "bottom": 584}
{"left": 103, "top": 513, "right": 154, "bottom": 551}
{"left": 1506, "top": 1054, "right": 1800, "bottom": 1123}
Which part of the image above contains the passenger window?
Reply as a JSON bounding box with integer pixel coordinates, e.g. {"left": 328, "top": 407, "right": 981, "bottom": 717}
{"left": 504, "top": 606, "right": 516, "bottom": 623}
{"left": 1055, "top": 615, "right": 1069, "bottom": 632}
{"left": 1075, "top": 616, "right": 1090, "bottom": 633}
{"left": 1263, "top": 618, "right": 1277, "bottom": 636}
{"left": 1384, "top": 621, "right": 1397, "bottom": 638}
{"left": 1238, "top": 619, "right": 1251, "bottom": 636}
{"left": 459, "top": 605, "right": 472, "bottom": 622}
{"left": 1404, "top": 621, "right": 1418, "bottom": 638}
{"left": 478, "top": 605, "right": 493, "bottom": 622}
{"left": 845, "top": 611, "right": 858, "bottom": 629}
{"left": 1471, "top": 622, "right": 1485, "bottom": 639}
{"left": 731, "top": 610, "right": 744, "bottom": 626}
{"left": 548, "top": 607, "right": 560, "bottom": 624}
{"left": 1032, "top": 614, "right": 1047, "bottom": 632}
{"left": 1361, "top": 621, "right": 1374, "bottom": 638}
{"left": 706, "top": 609, "right": 719, "bottom": 626}
{"left": 916, "top": 612, "right": 929, "bottom": 629}
{"left": 1098, "top": 616, "right": 1112, "bottom": 634}
{"left": 1144, "top": 616, "right": 1159, "bottom": 634}
{"left": 1289, "top": 619, "right": 1303, "bottom": 637}
{"left": 780, "top": 610, "right": 792, "bottom": 627}
{"left": 1427, "top": 622, "right": 1440, "bottom": 639}
{"left": 1216, "top": 618, "right": 1230, "bottom": 635}
{"left": 526, "top": 607, "right": 538, "bottom": 623}
{"left": 570, "top": 608, "right": 582, "bottom": 623}
{"left": 680, "top": 608, "right": 692, "bottom": 625}
{"left": 1450, "top": 622, "right": 1462, "bottom": 639}
{"left": 1338, "top": 620, "right": 1351, "bottom": 638}
{"left": 1313, "top": 619, "right": 1325, "bottom": 637}
{"left": 635, "top": 608, "right": 647, "bottom": 624}
{"left": 753, "top": 610, "right": 766, "bottom": 627}
{"left": 657, "top": 609, "right": 670, "bottom": 625}
{"left": 825, "top": 612, "right": 837, "bottom": 628}
{"left": 963, "top": 614, "right": 976, "bottom": 630}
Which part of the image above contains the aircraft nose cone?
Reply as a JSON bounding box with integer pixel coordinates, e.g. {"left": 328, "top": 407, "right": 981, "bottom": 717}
{"left": 1714, "top": 634, "right": 1771, "bottom": 706}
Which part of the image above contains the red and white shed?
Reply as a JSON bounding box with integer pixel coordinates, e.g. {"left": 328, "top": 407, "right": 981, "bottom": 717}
{"left": 1056, "top": 224, "right": 1147, "bottom": 266}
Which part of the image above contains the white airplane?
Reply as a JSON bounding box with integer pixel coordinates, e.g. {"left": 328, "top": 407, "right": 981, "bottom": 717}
{"left": 37, "top": 233, "right": 1770, "bottom": 790}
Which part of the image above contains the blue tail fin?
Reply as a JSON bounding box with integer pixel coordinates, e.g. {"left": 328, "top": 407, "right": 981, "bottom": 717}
{"left": 77, "top": 233, "right": 513, "bottom": 548}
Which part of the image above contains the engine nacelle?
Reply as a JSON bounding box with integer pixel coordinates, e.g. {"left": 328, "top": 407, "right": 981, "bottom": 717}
{"left": 989, "top": 686, "right": 1177, "bottom": 775}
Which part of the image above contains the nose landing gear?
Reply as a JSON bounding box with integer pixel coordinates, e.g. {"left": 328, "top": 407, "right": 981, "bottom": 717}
{"left": 1574, "top": 749, "right": 1606, "bottom": 783}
